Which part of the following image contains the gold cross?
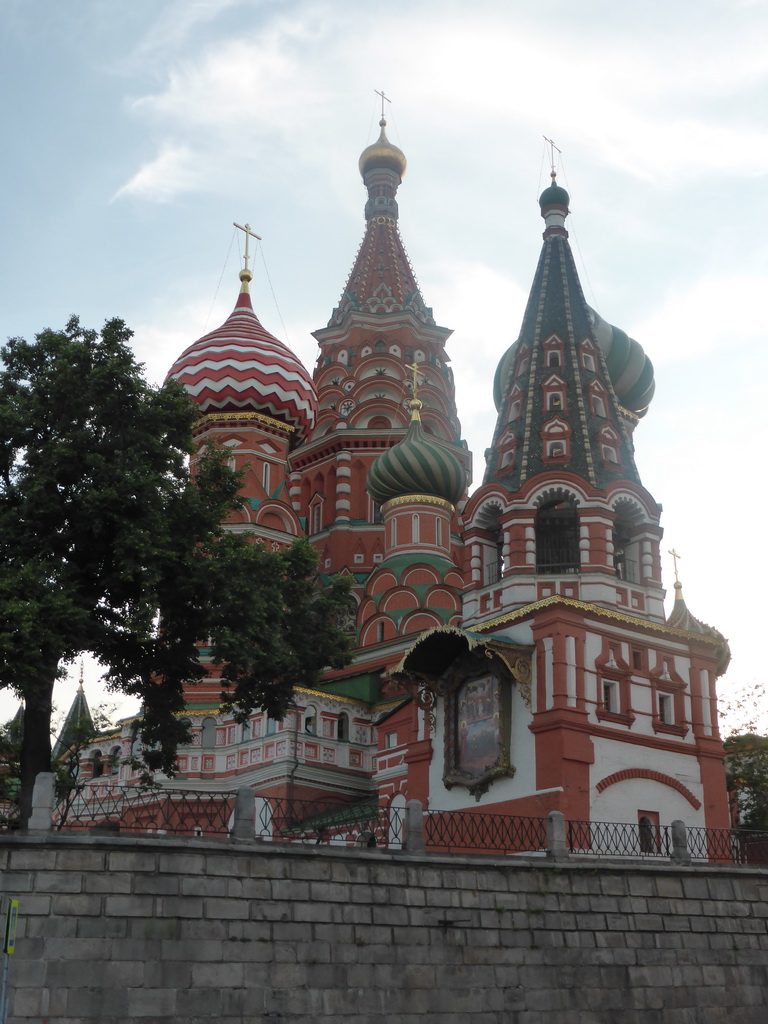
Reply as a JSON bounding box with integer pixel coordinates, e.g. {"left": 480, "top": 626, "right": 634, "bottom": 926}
{"left": 405, "top": 361, "right": 422, "bottom": 400}
{"left": 374, "top": 89, "right": 391, "bottom": 119}
{"left": 668, "top": 548, "right": 682, "bottom": 583}
{"left": 233, "top": 222, "right": 262, "bottom": 272}
{"left": 543, "top": 135, "right": 561, "bottom": 180}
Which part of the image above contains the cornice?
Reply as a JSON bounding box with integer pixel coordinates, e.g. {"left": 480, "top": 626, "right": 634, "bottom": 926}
{"left": 473, "top": 594, "right": 725, "bottom": 647}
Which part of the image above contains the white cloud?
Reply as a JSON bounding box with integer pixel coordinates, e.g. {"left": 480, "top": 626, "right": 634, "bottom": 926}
{"left": 631, "top": 274, "right": 768, "bottom": 363}
{"left": 114, "top": 142, "right": 203, "bottom": 202}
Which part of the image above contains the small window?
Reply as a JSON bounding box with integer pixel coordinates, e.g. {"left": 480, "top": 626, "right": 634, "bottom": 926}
{"left": 548, "top": 393, "right": 562, "bottom": 410}
{"left": 304, "top": 708, "right": 317, "bottom": 734}
{"left": 412, "top": 514, "right": 420, "bottom": 543}
{"left": 376, "top": 621, "right": 385, "bottom": 643}
{"left": 638, "top": 815, "right": 657, "bottom": 854}
{"left": 201, "top": 718, "right": 216, "bottom": 747}
{"left": 353, "top": 553, "right": 364, "bottom": 563}
{"left": 338, "top": 713, "right": 350, "bottom": 742}
{"left": 632, "top": 650, "right": 643, "bottom": 671}
{"left": 266, "top": 716, "right": 278, "bottom": 736}
{"left": 658, "top": 693, "right": 673, "bottom": 725}
{"left": 582, "top": 352, "right": 595, "bottom": 372}
{"left": 262, "top": 462, "right": 270, "bottom": 493}
{"left": 92, "top": 751, "right": 104, "bottom": 778}
{"left": 548, "top": 352, "right": 560, "bottom": 367}
{"left": 384, "top": 731, "right": 397, "bottom": 749}
{"left": 110, "top": 746, "right": 121, "bottom": 775}
{"left": 592, "top": 395, "right": 606, "bottom": 418}
{"left": 602, "top": 681, "right": 618, "bottom": 714}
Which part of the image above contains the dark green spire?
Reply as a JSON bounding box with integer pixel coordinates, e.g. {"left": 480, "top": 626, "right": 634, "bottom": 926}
{"left": 52, "top": 668, "right": 95, "bottom": 763}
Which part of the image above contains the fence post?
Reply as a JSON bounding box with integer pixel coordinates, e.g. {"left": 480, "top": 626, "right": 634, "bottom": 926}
{"left": 231, "top": 787, "right": 255, "bottom": 840}
{"left": 27, "top": 772, "right": 55, "bottom": 832}
{"left": 403, "top": 799, "right": 425, "bottom": 853}
{"left": 547, "top": 810, "right": 568, "bottom": 861}
{"left": 670, "top": 819, "right": 690, "bottom": 864}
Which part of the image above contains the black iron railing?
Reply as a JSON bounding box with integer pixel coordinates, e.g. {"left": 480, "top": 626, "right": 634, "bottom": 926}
{"left": 55, "top": 785, "right": 234, "bottom": 836}
{"left": 255, "top": 796, "right": 403, "bottom": 849}
{"left": 687, "top": 825, "right": 768, "bottom": 866}
{"left": 424, "top": 809, "right": 547, "bottom": 855}
{"left": 50, "top": 784, "right": 768, "bottom": 865}
{"left": 567, "top": 819, "right": 671, "bottom": 858}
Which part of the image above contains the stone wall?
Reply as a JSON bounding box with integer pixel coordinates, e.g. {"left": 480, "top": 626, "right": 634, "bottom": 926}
{"left": 1, "top": 831, "right": 767, "bottom": 1023}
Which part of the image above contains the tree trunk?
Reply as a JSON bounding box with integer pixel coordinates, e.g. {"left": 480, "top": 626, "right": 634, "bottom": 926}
{"left": 19, "top": 680, "right": 55, "bottom": 828}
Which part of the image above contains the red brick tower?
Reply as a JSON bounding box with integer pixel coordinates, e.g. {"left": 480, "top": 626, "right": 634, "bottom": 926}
{"left": 289, "top": 118, "right": 469, "bottom": 612}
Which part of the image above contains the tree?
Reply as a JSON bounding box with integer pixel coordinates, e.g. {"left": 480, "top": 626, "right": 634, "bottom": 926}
{"left": 0, "top": 317, "right": 351, "bottom": 823}
{"left": 724, "top": 734, "right": 768, "bottom": 831}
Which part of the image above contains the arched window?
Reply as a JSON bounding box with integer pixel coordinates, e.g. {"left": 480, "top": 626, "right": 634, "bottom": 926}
{"left": 110, "top": 746, "right": 121, "bottom": 775}
{"left": 92, "top": 751, "right": 104, "bottom": 778}
{"left": 304, "top": 706, "right": 317, "bottom": 735}
{"left": 201, "top": 718, "right": 216, "bottom": 748}
{"left": 412, "top": 514, "right": 420, "bottom": 543}
{"left": 536, "top": 499, "right": 579, "bottom": 574}
{"left": 262, "top": 462, "right": 270, "bottom": 493}
{"left": 338, "top": 712, "right": 350, "bottom": 742}
{"left": 548, "top": 351, "right": 560, "bottom": 367}
{"left": 374, "top": 339, "right": 386, "bottom": 353}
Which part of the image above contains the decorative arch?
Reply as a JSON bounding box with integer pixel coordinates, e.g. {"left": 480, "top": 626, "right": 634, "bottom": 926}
{"left": 595, "top": 769, "right": 701, "bottom": 810}
{"left": 532, "top": 485, "right": 582, "bottom": 509}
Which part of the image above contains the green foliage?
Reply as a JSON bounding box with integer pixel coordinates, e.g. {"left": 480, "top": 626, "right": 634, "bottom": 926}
{"left": 0, "top": 316, "right": 351, "bottom": 813}
{"left": 724, "top": 733, "right": 768, "bottom": 831}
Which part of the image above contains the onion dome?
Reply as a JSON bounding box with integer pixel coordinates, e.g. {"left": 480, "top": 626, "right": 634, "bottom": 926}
{"left": 588, "top": 307, "right": 655, "bottom": 416}
{"left": 167, "top": 269, "right": 317, "bottom": 440}
{"left": 539, "top": 180, "right": 570, "bottom": 209}
{"left": 668, "top": 581, "right": 731, "bottom": 675}
{"left": 359, "top": 118, "right": 407, "bottom": 180}
{"left": 492, "top": 305, "right": 655, "bottom": 418}
{"left": 367, "top": 399, "right": 464, "bottom": 506}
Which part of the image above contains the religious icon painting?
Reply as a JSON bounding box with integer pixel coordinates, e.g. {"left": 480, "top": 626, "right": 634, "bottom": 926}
{"left": 442, "top": 649, "right": 514, "bottom": 799}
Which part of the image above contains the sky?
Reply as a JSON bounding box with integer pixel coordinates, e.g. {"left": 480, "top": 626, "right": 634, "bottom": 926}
{"left": 2, "top": 0, "right": 767, "bottom": 734}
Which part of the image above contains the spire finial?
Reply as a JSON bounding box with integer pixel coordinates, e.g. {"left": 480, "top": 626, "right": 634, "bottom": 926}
{"left": 404, "top": 361, "right": 423, "bottom": 421}
{"left": 78, "top": 659, "right": 84, "bottom": 692}
{"left": 543, "top": 135, "right": 561, "bottom": 182}
{"left": 374, "top": 88, "right": 391, "bottom": 123}
{"left": 233, "top": 221, "right": 262, "bottom": 272}
{"left": 669, "top": 547, "right": 682, "bottom": 585}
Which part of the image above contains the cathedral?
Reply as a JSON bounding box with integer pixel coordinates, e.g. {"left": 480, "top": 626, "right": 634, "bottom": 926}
{"left": 74, "top": 119, "right": 732, "bottom": 834}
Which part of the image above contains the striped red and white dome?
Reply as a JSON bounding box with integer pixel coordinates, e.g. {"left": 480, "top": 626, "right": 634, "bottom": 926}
{"left": 167, "top": 272, "right": 317, "bottom": 439}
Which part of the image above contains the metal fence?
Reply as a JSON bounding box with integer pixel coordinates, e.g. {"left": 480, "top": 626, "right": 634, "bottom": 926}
{"left": 687, "top": 825, "right": 768, "bottom": 866}
{"left": 55, "top": 786, "right": 234, "bottom": 837}
{"left": 255, "top": 796, "right": 403, "bottom": 849}
{"left": 425, "top": 809, "right": 547, "bottom": 855}
{"left": 567, "top": 819, "right": 672, "bottom": 858}
{"left": 47, "top": 784, "right": 768, "bottom": 865}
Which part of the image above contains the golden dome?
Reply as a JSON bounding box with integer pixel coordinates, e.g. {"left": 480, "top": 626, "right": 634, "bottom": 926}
{"left": 358, "top": 118, "right": 407, "bottom": 180}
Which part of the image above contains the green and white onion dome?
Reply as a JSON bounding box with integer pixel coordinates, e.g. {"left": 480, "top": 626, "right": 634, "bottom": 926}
{"left": 366, "top": 400, "right": 465, "bottom": 506}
